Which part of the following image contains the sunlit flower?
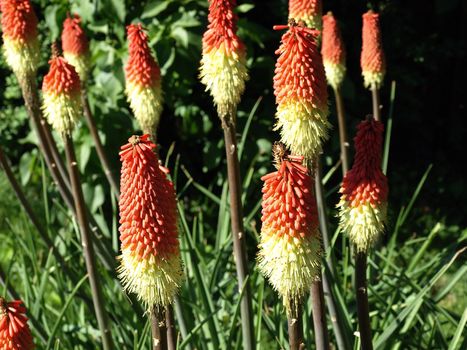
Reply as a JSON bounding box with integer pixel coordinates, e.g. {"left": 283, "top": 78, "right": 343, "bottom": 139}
{"left": 0, "top": 0, "right": 39, "bottom": 80}
{"left": 288, "top": 0, "right": 322, "bottom": 31}
{"left": 273, "top": 21, "right": 330, "bottom": 160}
{"left": 321, "top": 12, "right": 346, "bottom": 89}
{"left": 200, "top": 0, "right": 249, "bottom": 118}
{"left": 258, "top": 143, "right": 321, "bottom": 312}
{"left": 361, "top": 10, "right": 385, "bottom": 89}
{"left": 338, "top": 118, "right": 388, "bottom": 252}
{"left": 42, "top": 55, "right": 82, "bottom": 136}
{"left": 61, "top": 14, "right": 90, "bottom": 82}
{"left": 0, "top": 298, "right": 35, "bottom": 349}
{"left": 118, "top": 134, "right": 183, "bottom": 309}
{"left": 125, "top": 24, "right": 163, "bottom": 136}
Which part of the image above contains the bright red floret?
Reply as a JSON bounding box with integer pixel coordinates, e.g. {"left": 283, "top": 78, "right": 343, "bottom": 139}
{"left": 361, "top": 11, "right": 385, "bottom": 74}
{"left": 42, "top": 56, "right": 81, "bottom": 95}
{"left": 0, "top": 0, "right": 37, "bottom": 42}
{"left": 119, "top": 135, "right": 179, "bottom": 260}
{"left": 341, "top": 118, "right": 388, "bottom": 207}
{"left": 288, "top": 0, "right": 322, "bottom": 23}
{"left": 0, "top": 298, "right": 35, "bottom": 349}
{"left": 261, "top": 154, "right": 318, "bottom": 238}
{"left": 321, "top": 12, "right": 345, "bottom": 65}
{"left": 61, "top": 14, "right": 88, "bottom": 56}
{"left": 201, "top": 0, "right": 244, "bottom": 54}
{"left": 273, "top": 22, "right": 327, "bottom": 107}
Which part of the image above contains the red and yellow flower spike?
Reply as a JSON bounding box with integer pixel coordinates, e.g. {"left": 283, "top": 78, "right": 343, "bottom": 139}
{"left": 118, "top": 135, "right": 183, "bottom": 309}
{"left": 200, "top": 0, "right": 249, "bottom": 118}
{"left": 0, "top": 0, "right": 39, "bottom": 80}
{"left": 288, "top": 0, "right": 322, "bottom": 30}
{"left": 42, "top": 52, "right": 82, "bottom": 136}
{"left": 61, "top": 14, "right": 90, "bottom": 83}
{"left": 0, "top": 298, "right": 35, "bottom": 349}
{"left": 361, "top": 10, "right": 386, "bottom": 89}
{"left": 273, "top": 21, "right": 330, "bottom": 160}
{"left": 258, "top": 143, "right": 321, "bottom": 312}
{"left": 338, "top": 118, "right": 388, "bottom": 253}
{"left": 321, "top": 12, "right": 346, "bottom": 90}
{"left": 125, "top": 24, "right": 163, "bottom": 136}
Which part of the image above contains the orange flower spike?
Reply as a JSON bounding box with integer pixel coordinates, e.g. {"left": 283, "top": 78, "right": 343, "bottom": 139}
{"left": 273, "top": 21, "right": 330, "bottom": 160}
{"left": 321, "top": 12, "right": 346, "bottom": 89}
{"left": 0, "top": 0, "right": 39, "bottom": 80}
{"left": 0, "top": 298, "right": 35, "bottom": 349}
{"left": 258, "top": 144, "right": 321, "bottom": 313}
{"left": 200, "top": 0, "right": 249, "bottom": 118}
{"left": 288, "top": 0, "right": 322, "bottom": 30}
{"left": 338, "top": 118, "right": 388, "bottom": 252}
{"left": 125, "top": 24, "right": 163, "bottom": 135}
{"left": 42, "top": 56, "right": 82, "bottom": 136}
{"left": 118, "top": 135, "right": 183, "bottom": 309}
{"left": 61, "top": 14, "right": 90, "bottom": 82}
{"left": 361, "top": 10, "right": 386, "bottom": 89}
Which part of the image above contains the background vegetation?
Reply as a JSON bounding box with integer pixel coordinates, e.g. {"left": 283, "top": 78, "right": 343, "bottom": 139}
{"left": 0, "top": 0, "right": 466, "bottom": 349}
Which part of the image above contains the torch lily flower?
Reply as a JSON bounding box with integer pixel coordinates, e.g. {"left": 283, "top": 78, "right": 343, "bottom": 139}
{"left": 361, "top": 10, "right": 386, "bottom": 89}
{"left": 0, "top": 298, "right": 34, "bottom": 349}
{"left": 125, "top": 24, "right": 163, "bottom": 136}
{"left": 288, "top": 0, "right": 322, "bottom": 30}
{"left": 42, "top": 55, "right": 82, "bottom": 136}
{"left": 273, "top": 21, "right": 330, "bottom": 160}
{"left": 258, "top": 143, "right": 321, "bottom": 312}
{"left": 0, "top": 0, "right": 39, "bottom": 80}
{"left": 338, "top": 118, "right": 388, "bottom": 252}
{"left": 200, "top": 0, "right": 249, "bottom": 118}
{"left": 61, "top": 14, "right": 90, "bottom": 83}
{"left": 321, "top": 12, "right": 346, "bottom": 90}
{"left": 118, "top": 135, "right": 183, "bottom": 309}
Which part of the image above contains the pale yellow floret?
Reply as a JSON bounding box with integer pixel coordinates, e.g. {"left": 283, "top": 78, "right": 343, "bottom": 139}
{"left": 118, "top": 249, "right": 183, "bottom": 309}
{"left": 362, "top": 70, "right": 385, "bottom": 90}
{"left": 125, "top": 81, "right": 163, "bottom": 135}
{"left": 42, "top": 91, "right": 82, "bottom": 135}
{"left": 275, "top": 100, "right": 330, "bottom": 160}
{"left": 64, "top": 52, "right": 90, "bottom": 83}
{"left": 337, "top": 199, "right": 387, "bottom": 253}
{"left": 324, "top": 62, "right": 346, "bottom": 90}
{"left": 3, "top": 37, "right": 39, "bottom": 80}
{"left": 258, "top": 229, "right": 321, "bottom": 314}
{"left": 200, "top": 45, "right": 249, "bottom": 118}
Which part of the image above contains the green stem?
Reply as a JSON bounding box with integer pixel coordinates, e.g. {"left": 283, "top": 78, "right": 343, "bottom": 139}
{"left": 310, "top": 276, "right": 330, "bottom": 350}
{"left": 355, "top": 252, "right": 373, "bottom": 350}
{"left": 333, "top": 87, "right": 350, "bottom": 175}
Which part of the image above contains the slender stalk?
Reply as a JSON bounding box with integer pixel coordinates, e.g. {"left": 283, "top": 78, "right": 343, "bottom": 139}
{"left": 288, "top": 299, "right": 305, "bottom": 350}
{"left": 81, "top": 87, "right": 120, "bottom": 198}
{"left": 166, "top": 305, "right": 177, "bottom": 350}
{"left": 333, "top": 87, "right": 350, "bottom": 175}
{"left": 151, "top": 307, "right": 168, "bottom": 350}
{"left": 63, "top": 135, "right": 113, "bottom": 349}
{"left": 355, "top": 252, "right": 373, "bottom": 350}
{"left": 220, "top": 111, "right": 255, "bottom": 350}
{"left": 371, "top": 86, "right": 381, "bottom": 122}
{"left": 310, "top": 276, "right": 330, "bottom": 350}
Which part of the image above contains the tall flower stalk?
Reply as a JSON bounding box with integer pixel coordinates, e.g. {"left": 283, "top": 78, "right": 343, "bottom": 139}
{"left": 118, "top": 134, "right": 183, "bottom": 350}
{"left": 62, "top": 14, "right": 120, "bottom": 197}
{"left": 361, "top": 10, "right": 385, "bottom": 122}
{"left": 125, "top": 24, "right": 163, "bottom": 139}
{"left": 200, "top": 1, "right": 253, "bottom": 348}
{"left": 0, "top": 298, "right": 34, "bottom": 349}
{"left": 338, "top": 117, "right": 388, "bottom": 350}
{"left": 42, "top": 51, "right": 113, "bottom": 349}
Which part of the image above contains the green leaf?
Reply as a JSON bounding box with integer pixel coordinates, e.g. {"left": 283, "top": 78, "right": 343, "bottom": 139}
{"left": 141, "top": 1, "right": 170, "bottom": 19}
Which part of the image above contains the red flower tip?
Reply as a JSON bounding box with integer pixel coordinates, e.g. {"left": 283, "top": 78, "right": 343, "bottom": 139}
{"left": 125, "top": 24, "right": 160, "bottom": 88}
{"left": 321, "top": 12, "right": 345, "bottom": 65}
{"left": 288, "top": 0, "right": 322, "bottom": 30}
{"left": 0, "top": 0, "right": 37, "bottom": 42}
{"left": 0, "top": 298, "right": 35, "bottom": 349}
{"left": 61, "top": 14, "right": 89, "bottom": 56}
{"left": 361, "top": 10, "right": 385, "bottom": 87}
{"left": 42, "top": 56, "right": 81, "bottom": 95}
{"left": 119, "top": 134, "right": 179, "bottom": 260}
{"left": 341, "top": 118, "right": 388, "bottom": 206}
{"left": 201, "top": 0, "right": 244, "bottom": 54}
